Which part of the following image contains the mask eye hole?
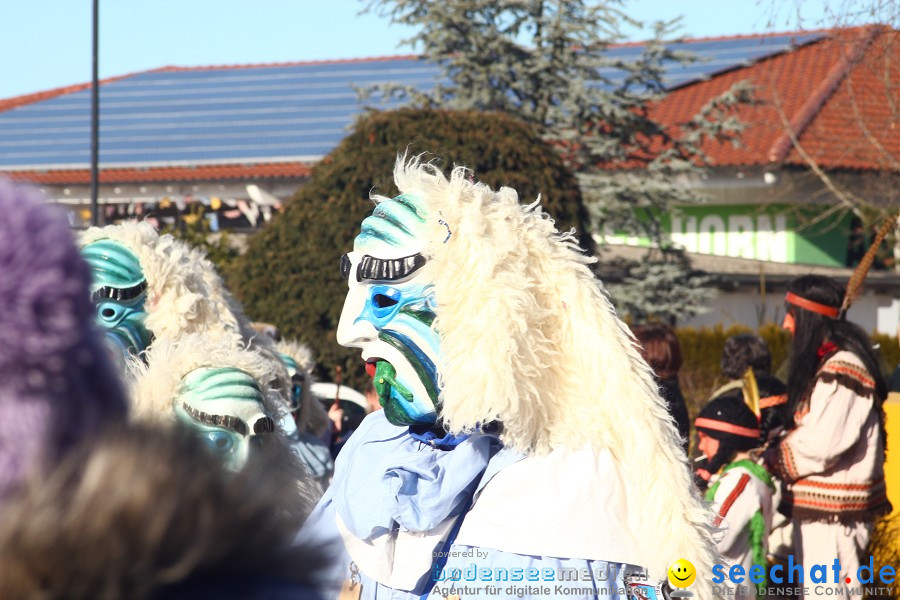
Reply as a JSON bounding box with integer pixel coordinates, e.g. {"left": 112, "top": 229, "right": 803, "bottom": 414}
{"left": 373, "top": 293, "right": 399, "bottom": 309}
{"left": 97, "top": 302, "right": 124, "bottom": 324}
{"left": 340, "top": 254, "right": 352, "bottom": 280}
{"left": 202, "top": 430, "right": 235, "bottom": 454}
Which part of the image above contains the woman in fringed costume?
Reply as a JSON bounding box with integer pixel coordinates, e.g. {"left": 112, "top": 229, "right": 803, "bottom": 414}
{"left": 299, "top": 158, "right": 718, "bottom": 600}
{"left": 765, "top": 274, "right": 892, "bottom": 599}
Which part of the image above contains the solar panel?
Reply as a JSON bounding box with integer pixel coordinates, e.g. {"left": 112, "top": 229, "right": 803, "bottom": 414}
{"left": 0, "top": 33, "right": 825, "bottom": 170}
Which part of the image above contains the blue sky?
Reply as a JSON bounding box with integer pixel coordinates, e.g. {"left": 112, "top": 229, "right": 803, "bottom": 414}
{"left": 0, "top": 1, "right": 837, "bottom": 100}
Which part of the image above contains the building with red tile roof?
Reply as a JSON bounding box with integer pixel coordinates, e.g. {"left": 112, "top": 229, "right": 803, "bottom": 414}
{"left": 650, "top": 25, "right": 897, "bottom": 172}
{"left": 0, "top": 26, "right": 897, "bottom": 332}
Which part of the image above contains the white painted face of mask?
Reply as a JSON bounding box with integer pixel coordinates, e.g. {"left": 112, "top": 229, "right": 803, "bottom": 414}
{"left": 336, "top": 194, "right": 442, "bottom": 426}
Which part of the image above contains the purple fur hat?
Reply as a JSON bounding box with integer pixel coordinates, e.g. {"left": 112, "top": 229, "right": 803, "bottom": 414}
{"left": 0, "top": 179, "right": 128, "bottom": 502}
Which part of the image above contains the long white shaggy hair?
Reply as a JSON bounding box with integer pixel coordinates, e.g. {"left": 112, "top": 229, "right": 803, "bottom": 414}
{"left": 126, "top": 333, "right": 317, "bottom": 514}
{"left": 379, "top": 157, "right": 718, "bottom": 593}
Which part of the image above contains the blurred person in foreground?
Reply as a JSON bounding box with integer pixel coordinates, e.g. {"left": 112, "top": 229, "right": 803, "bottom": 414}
{"left": 0, "top": 426, "right": 325, "bottom": 600}
{"left": 0, "top": 178, "right": 128, "bottom": 504}
{"left": 631, "top": 322, "right": 691, "bottom": 455}
{"left": 0, "top": 179, "right": 325, "bottom": 599}
{"left": 764, "top": 275, "right": 891, "bottom": 599}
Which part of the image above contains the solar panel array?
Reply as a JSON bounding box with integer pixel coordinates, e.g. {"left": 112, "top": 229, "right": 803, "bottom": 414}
{"left": 0, "top": 33, "right": 823, "bottom": 171}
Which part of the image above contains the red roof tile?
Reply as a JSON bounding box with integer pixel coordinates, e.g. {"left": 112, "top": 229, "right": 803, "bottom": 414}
{"left": 4, "top": 162, "right": 312, "bottom": 185}
{"left": 651, "top": 26, "right": 899, "bottom": 171}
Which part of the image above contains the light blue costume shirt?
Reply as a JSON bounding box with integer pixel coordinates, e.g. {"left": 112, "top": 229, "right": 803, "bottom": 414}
{"left": 298, "top": 411, "right": 639, "bottom": 600}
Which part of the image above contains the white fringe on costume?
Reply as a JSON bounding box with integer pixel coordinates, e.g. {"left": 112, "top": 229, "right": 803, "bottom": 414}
{"left": 372, "top": 157, "right": 718, "bottom": 596}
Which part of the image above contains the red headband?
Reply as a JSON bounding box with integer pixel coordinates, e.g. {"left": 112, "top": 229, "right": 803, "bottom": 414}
{"left": 785, "top": 292, "right": 841, "bottom": 319}
{"left": 695, "top": 418, "right": 760, "bottom": 439}
{"left": 759, "top": 394, "right": 788, "bottom": 409}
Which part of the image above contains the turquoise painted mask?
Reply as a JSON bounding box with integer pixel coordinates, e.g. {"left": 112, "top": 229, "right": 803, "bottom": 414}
{"left": 173, "top": 366, "right": 276, "bottom": 471}
{"left": 337, "top": 194, "right": 441, "bottom": 426}
{"left": 81, "top": 239, "right": 153, "bottom": 368}
{"left": 278, "top": 352, "right": 305, "bottom": 413}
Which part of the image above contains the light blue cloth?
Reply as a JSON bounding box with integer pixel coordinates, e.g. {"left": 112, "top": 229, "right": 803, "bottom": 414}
{"left": 297, "top": 411, "right": 641, "bottom": 600}
{"left": 290, "top": 430, "right": 334, "bottom": 481}
{"left": 329, "top": 412, "right": 500, "bottom": 538}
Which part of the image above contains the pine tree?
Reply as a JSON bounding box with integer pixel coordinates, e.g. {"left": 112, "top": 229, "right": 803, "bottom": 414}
{"left": 228, "top": 108, "right": 588, "bottom": 389}
{"left": 363, "top": 0, "right": 753, "bottom": 321}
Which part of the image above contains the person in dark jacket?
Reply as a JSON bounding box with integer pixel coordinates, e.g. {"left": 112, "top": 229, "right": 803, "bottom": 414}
{"left": 631, "top": 323, "right": 691, "bottom": 455}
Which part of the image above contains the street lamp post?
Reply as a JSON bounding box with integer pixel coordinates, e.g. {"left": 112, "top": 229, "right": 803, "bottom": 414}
{"left": 90, "top": 0, "right": 100, "bottom": 226}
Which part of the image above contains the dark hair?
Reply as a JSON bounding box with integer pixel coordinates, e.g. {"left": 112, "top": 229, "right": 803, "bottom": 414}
{"left": 721, "top": 334, "right": 771, "bottom": 380}
{"left": 631, "top": 322, "right": 683, "bottom": 380}
{"left": 785, "top": 275, "right": 886, "bottom": 427}
{"left": 0, "top": 425, "right": 325, "bottom": 599}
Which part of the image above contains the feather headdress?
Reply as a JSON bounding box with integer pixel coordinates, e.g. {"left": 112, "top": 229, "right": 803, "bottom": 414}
{"left": 841, "top": 215, "right": 897, "bottom": 313}
{"left": 376, "top": 157, "right": 718, "bottom": 590}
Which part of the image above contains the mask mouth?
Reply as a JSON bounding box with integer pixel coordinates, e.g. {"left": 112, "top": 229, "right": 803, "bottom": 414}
{"left": 365, "top": 358, "right": 381, "bottom": 378}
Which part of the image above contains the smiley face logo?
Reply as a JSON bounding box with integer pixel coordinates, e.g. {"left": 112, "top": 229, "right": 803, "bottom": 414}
{"left": 667, "top": 559, "right": 696, "bottom": 588}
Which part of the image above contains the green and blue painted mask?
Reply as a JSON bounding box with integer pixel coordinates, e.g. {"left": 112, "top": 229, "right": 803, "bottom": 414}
{"left": 278, "top": 352, "right": 305, "bottom": 413}
{"left": 81, "top": 239, "right": 153, "bottom": 368}
{"left": 337, "top": 194, "right": 441, "bottom": 426}
{"left": 173, "top": 366, "right": 276, "bottom": 471}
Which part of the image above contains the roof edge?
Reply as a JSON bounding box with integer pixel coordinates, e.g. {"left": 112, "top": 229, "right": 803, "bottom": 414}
{"left": 611, "top": 27, "right": 833, "bottom": 48}
{"left": 0, "top": 66, "right": 172, "bottom": 114}
{"left": 153, "top": 53, "right": 423, "bottom": 73}
{"left": 0, "top": 27, "right": 858, "bottom": 112}
{"left": 2, "top": 161, "right": 315, "bottom": 185}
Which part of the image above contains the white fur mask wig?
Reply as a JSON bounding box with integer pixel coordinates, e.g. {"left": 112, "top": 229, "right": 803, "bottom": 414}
{"left": 79, "top": 222, "right": 245, "bottom": 340}
{"left": 128, "top": 332, "right": 288, "bottom": 429}
{"left": 378, "top": 157, "right": 718, "bottom": 589}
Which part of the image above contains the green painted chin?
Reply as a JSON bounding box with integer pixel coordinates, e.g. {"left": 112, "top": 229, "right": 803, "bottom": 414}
{"left": 374, "top": 361, "right": 414, "bottom": 425}
{"left": 372, "top": 360, "right": 438, "bottom": 426}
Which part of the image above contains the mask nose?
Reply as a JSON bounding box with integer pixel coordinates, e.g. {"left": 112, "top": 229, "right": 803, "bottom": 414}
{"left": 336, "top": 285, "right": 379, "bottom": 349}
